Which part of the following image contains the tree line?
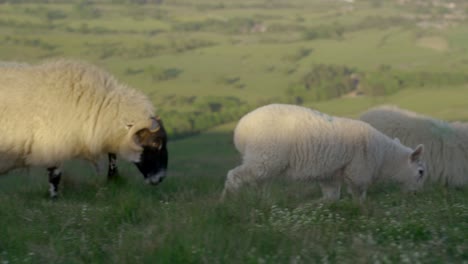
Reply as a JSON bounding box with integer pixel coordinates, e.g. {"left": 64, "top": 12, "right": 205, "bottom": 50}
{"left": 285, "top": 64, "right": 468, "bottom": 104}
{"left": 160, "top": 64, "right": 468, "bottom": 140}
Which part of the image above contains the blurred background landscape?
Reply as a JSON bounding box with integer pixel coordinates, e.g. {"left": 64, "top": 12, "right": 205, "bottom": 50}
{"left": 2, "top": 0, "right": 468, "bottom": 137}
{"left": 1, "top": 0, "right": 467, "bottom": 263}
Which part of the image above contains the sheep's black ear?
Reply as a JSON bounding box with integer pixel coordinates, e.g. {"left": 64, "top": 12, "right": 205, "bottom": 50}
{"left": 410, "top": 144, "right": 424, "bottom": 162}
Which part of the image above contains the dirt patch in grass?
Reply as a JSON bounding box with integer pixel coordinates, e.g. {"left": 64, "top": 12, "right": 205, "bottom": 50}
{"left": 417, "top": 36, "right": 449, "bottom": 52}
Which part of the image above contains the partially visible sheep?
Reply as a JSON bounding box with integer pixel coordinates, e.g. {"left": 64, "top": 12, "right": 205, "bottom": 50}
{"left": 360, "top": 105, "right": 468, "bottom": 187}
{"left": 222, "top": 104, "right": 426, "bottom": 202}
{"left": 0, "top": 59, "right": 168, "bottom": 197}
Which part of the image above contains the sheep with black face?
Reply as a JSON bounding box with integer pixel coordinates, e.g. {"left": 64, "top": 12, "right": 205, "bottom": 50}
{"left": 0, "top": 59, "right": 168, "bottom": 197}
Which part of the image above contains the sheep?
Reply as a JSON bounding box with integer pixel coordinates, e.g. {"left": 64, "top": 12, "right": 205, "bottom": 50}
{"left": 360, "top": 105, "right": 468, "bottom": 187}
{"left": 221, "top": 104, "right": 426, "bottom": 202}
{"left": 0, "top": 59, "right": 168, "bottom": 197}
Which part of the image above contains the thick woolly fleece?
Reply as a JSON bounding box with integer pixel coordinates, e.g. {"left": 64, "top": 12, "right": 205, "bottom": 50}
{"left": 361, "top": 105, "right": 468, "bottom": 187}
{"left": 223, "top": 104, "right": 425, "bottom": 201}
{"left": 0, "top": 59, "right": 156, "bottom": 173}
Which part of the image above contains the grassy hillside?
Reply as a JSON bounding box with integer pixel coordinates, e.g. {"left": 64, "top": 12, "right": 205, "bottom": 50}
{"left": 311, "top": 84, "right": 468, "bottom": 121}
{"left": 1, "top": 87, "right": 467, "bottom": 263}
{"left": 1, "top": 0, "right": 468, "bottom": 137}
{"left": 1, "top": 0, "right": 468, "bottom": 263}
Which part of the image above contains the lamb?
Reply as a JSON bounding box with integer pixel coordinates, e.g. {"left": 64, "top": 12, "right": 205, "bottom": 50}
{"left": 221, "top": 104, "right": 426, "bottom": 202}
{"left": 0, "top": 59, "right": 168, "bottom": 197}
{"left": 360, "top": 105, "right": 468, "bottom": 187}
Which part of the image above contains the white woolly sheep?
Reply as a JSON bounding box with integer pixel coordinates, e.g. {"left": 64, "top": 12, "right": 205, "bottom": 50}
{"left": 360, "top": 105, "right": 468, "bottom": 187}
{"left": 221, "top": 104, "right": 426, "bottom": 202}
{"left": 0, "top": 59, "right": 168, "bottom": 197}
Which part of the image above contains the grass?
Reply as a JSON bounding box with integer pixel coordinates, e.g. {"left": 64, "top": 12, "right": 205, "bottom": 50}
{"left": 1, "top": 87, "right": 468, "bottom": 263}
{"left": 0, "top": 0, "right": 468, "bottom": 262}
{"left": 311, "top": 84, "right": 468, "bottom": 120}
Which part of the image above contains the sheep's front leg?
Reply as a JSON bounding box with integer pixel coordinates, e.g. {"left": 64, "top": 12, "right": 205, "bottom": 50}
{"left": 221, "top": 166, "right": 246, "bottom": 201}
{"left": 107, "top": 153, "right": 118, "bottom": 180}
{"left": 47, "top": 167, "right": 61, "bottom": 198}
{"left": 342, "top": 159, "right": 372, "bottom": 203}
{"left": 221, "top": 164, "right": 263, "bottom": 201}
{"left": 347, "top": 184, "right": 367, "bottom": 204}
{"left": 318, "top": 179, "right": 342, "bottom": 202}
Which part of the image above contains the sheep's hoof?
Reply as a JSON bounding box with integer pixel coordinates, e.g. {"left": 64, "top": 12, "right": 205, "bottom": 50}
{"left": 48, "top": 184, "right": 59, "bottom": 199}
{"left": 107, "top": 168, "right": 119, "bottom": 180}
{"left": 49, "top": 192, "right": 58, "bottom": 199}
{"left": 219, "top": 193, "right": 226, "bottom": 203}
{"left": 46, "top": 192, "right": 58, "bottom": 200}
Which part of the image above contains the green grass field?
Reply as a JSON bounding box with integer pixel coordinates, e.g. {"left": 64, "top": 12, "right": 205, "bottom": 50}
{"left": 1, "top": 0, "right": 468, "bottom": 263}
{"left": 1, "top": 87, "right": 467, "bottom": 263}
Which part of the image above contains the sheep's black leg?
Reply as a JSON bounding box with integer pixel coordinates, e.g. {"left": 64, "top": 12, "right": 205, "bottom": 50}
{"left": 108, "top": 153, "right": 118, "bottom": 180}
{"left": 47, "top": 167, "right": 61, "bottom": 198}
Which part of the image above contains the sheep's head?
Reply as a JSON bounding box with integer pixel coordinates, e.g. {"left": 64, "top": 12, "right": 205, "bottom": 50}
{"left": 396, "top": 144, "right": 427, "bottom": 192}
{"left": 122, "top": 116, "right": 168, "bottom": 185}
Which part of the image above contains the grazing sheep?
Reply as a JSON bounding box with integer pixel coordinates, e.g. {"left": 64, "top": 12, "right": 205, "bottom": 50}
{"left": 222, "top": 104, "right": 426, "bottom": 202}
{"left": 0, "top": 59, "right": 168, "bottom": 197}
{"left": 360, "top": 105, "right": 468, "bottom": 187}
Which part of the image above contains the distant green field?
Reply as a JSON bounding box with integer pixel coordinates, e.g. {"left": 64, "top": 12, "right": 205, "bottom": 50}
{"left": 310, "top": 84, "right": 468, "bottom": 121}
{"left": 2, "top": 0, "right": 468, "bottom": 138}
{"left": 1, "top": 0, "right": 468, "bottom": 105}
{"left": 1, "top": 0, "right": 468, "bottom": 263}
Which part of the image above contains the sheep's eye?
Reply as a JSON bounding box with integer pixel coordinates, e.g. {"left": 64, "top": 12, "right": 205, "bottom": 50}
{"left": 418, "top": 169, "right": 424, "bottom": 180}
{"left": 151, "top": 139, "right": 162, "bottom": 149}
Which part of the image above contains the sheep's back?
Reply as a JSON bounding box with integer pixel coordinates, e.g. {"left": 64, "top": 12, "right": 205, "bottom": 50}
{"left": 233, "top": 104, "right": 373, "bottom": 177}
